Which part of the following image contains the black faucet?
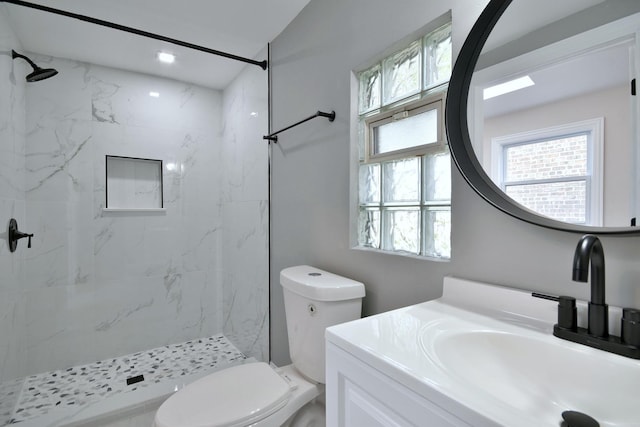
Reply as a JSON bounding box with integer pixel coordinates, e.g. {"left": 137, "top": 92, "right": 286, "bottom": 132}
{"left": 553, "top": 234, "right": 640, "bottom": 359}
{"left": 572, "top": 234, "right": 608, "bottom": 338}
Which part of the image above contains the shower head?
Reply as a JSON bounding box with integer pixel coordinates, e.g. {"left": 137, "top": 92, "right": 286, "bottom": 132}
{"left": 11, "top": 50, "right": 58, "bottom": 82}
{"left": 25, "top": 67, "right": 58, "bottom": 82}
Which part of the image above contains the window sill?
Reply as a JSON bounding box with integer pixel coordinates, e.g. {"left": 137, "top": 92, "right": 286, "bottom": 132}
{"left": 351, "top": 245, "right": 450, "bottom": 262}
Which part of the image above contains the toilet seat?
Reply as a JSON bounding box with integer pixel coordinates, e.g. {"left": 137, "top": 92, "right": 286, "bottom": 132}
{"left": 154, "top": 363, "right": 291, "bottom": 427}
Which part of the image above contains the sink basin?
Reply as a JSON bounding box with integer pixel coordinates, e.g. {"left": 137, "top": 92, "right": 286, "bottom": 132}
{"left": 422, "top": 322, "right": 640, "bottom": 426}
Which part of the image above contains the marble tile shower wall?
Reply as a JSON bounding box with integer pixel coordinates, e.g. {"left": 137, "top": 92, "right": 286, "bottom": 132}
{"left": 0, "top": 4, "right": 28, "bottom": 383}
{"left": 20, "top": 53, "right": 227, "bottom": 375}
{"left": 221, "top": 52, "right": 269, "bottom": 362}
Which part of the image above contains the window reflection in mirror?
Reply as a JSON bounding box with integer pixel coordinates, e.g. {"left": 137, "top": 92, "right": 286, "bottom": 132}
{"left": 468, "top": 0, "right": 640, "bottom": 227}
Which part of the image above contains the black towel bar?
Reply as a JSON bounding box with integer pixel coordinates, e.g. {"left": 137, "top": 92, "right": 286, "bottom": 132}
{"left": 264, "top": 110, "right": 335, "bottom": 142}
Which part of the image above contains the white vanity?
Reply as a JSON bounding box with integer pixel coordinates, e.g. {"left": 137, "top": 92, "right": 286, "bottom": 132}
{"left": 325, "top": 277, "right": 640, "bottom": 426}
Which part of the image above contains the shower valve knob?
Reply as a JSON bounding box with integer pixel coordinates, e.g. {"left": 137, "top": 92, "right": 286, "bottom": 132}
{"left": 7, "top": 218, "right": 34, "bottom": 252}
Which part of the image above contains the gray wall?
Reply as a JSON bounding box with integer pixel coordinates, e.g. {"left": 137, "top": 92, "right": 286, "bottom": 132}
{"left": 269, "top": 0, "right": 640, "bottom": 365}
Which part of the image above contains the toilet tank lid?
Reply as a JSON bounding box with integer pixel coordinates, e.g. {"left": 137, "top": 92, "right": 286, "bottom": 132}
{"left": 280, "top": 265, "right": 365, "bottom": 301}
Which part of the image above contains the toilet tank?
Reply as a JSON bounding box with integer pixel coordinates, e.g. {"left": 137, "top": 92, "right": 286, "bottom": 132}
{"left": 280, "top": 265, "right": 365, "bottom": 383}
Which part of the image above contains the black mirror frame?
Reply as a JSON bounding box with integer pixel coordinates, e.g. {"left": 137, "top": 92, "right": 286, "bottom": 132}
{"left": 445, "top": 0, "right": 640, "bottom": 235}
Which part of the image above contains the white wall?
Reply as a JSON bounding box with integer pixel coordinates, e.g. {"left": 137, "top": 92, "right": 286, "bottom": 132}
{"left": 269, "top": 0, "right": 640, "bottom": 366}
{"left": 19, "top": 54, "right": 225, "bottom": 374}
{"left": 484, "top": 84, "right": 631, "bottom": 227}
{"left": 2, "top": 16, "right": 270, "bottom": 384}
{"left": 0, "top": 3, "right": 27, "bottom": 383}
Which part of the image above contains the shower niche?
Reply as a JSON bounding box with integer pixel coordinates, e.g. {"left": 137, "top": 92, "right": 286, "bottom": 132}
{"left": 105, "top": 155, "right": 164, "bottom": 211}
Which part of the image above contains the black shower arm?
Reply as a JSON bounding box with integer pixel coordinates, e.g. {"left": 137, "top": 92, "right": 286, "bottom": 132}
{"left": 263, "top": 110, "right": 336, "bottom": 142}
{"left": 11, "top": 50, "right": 39, "bottom": 69}
{"left": 1, "top": 0, "right": 267, "bottom": 70}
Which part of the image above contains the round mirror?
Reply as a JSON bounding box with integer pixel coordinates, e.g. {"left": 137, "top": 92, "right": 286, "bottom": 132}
{"left": 446, "top": 0, "right": 640, "bottom": 234}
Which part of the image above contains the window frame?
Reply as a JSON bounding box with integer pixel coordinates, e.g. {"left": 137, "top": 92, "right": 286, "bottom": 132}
{"left": 364, "top": 94, "right": 446, "bottom": 163}
{"left": 490, "top": 118, "right": 604, "bottom": 226}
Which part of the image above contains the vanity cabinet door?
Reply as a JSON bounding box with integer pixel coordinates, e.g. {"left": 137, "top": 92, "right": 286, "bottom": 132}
{"left": 326, "top": 343, "right": 470, "bottom": 427}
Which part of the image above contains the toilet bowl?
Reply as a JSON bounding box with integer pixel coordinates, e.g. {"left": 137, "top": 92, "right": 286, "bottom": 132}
{"left": 154, "top": 266, "right": 365, "bottom": 427}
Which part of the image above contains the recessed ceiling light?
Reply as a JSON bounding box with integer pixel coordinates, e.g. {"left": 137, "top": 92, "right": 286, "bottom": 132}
{"left": 157, "top": 52, "right": 175, "bottom": 64}
{"left": 483, "top": 76, "right": 535, "bottom": 100}
{"left": 149, "top": 91, "right": 160, "bottom": 98}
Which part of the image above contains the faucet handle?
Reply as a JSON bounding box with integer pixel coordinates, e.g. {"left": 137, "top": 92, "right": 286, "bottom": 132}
{"left": 622, "top": 308, "right": 640, "bottom": 347}
{"left": 557, "top": 296, "right": 577, "bottom": 331}
{"left": 623, "top": 308, "right": 640, "bottom": 321}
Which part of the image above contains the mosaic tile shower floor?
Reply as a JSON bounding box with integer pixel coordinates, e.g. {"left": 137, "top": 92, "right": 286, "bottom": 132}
{"left": 4, "top": 334, "right": 246, "bottom": 424}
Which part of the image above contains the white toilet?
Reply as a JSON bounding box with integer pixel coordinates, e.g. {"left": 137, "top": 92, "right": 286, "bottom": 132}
{"left": 154, "top": 265, "right": 365, "bottom": 427}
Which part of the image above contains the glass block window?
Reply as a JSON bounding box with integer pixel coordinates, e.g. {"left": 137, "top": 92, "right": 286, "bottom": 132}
{"left": 357, "top": 22, "right": 452, "bottom": 114}
{"left": 384, "top": 208, "right": 421, "bottom": 253}
{"left": 359, "top": 65, "right": 381, "bottom": 114}
{"left": 383, "top": 158, "right": 421, "bottom": 203}
{"left": 355, "top": 20, "right": 452, "bottom": 260}
{"left": 424, "top": 23, "right": 453, "bottom": 88}
{"left": 358, "top": 151, "right": 451, "bottom": 258}
{"left": 383, "top": 41, "right": 421, "bottom": 105}
{"left": 358, "top": 208, "right": 381, "bottom": 249}
{"left": 359, "top": 163, "right": 381, "bottom": 204}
